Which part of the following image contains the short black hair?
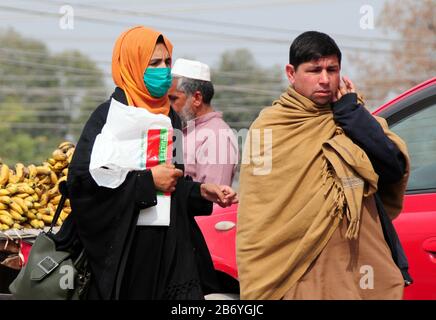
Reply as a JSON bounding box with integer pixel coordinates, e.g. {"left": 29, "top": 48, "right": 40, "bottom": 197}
{"left": 289, "top": 31, "right": 342, "bottom": 70}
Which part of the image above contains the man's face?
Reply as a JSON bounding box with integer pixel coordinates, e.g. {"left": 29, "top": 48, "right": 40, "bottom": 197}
{"left": 285, "top": 55, "right": 340, "bottom": 106}
{"left": 168, "top": 78, "right": 188, "bottom": 113}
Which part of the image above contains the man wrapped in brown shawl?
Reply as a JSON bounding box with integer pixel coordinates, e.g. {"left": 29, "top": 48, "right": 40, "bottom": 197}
{"left": 236, "top": 31, "right": 410, "bottom": 300}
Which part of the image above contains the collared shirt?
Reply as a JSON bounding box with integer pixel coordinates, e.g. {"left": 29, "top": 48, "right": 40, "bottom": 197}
{"left": 183, "top": 111, "right": 238, "bottom": 186}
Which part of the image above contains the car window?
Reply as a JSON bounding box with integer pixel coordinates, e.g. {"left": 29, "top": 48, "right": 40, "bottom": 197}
{"left": 390, "top": 97, "right": 436, "bottom": 192}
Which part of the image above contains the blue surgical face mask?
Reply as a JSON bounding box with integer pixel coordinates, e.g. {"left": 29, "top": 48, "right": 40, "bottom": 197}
{"left": 143, "top": 67, "right": 172, "bottom": 98}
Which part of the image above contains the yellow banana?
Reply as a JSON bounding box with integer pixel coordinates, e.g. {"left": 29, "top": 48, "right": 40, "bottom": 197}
{"left": 52, "top": 149, "right": 68, "bottom": 161}
{"left": 16, "top": 193, "right": 29, "bottom": 199}
{"left": 0, "top": 224, "right": 10, "bottom": 231}
{"left": 28, "top": 164, "right": 37, "bottom": 179}
{"left": 0, "top": 196, "right": 12, "bottom": 204}
{"left": 0, "top": 210, "right": 12, "bottom": 218}
{"left": 17, "top": 185, "right": 34, "bottom": 195}
{"left": 32, "top": 193, "right": 39, "bottom": 201}
{"left": 62, "top": 168, "right": 68, "bottom": 177}
{"left": 47, "top": 185, "right": 59, "bottom": 199}
{"left": 48, "top": 203, "right": 55, "bottom": 213}
{"left": 53, "top": 161, "right": 68, "bottom": 171}
{"left": 12, "top": 223, "right": 23, "bottom": 229}
{"left": 50, "top": 195, "right": 62, "bottom": 205}
{"left": 38, "top": 207, "right": 51, "bottom": 215}
{"left": 33, "top": 202, "right": 42, "bottom": 209}
{"left": 59, "top": 141, "right": 75, "bottom": 152}
{"left": 24, "top": 200, "right": 33, "bottom": 209}
{"left": 30, "top": 219, "right": 42, "bottom": 229}
{"left": 66, "top": 147, "right": 75, "bottom": 157}
{"left": 36, "top": 166, "right": 51, "bottom": 175}
{"left": 9, "top": 201, "right": 24, "bottom": 214}
{"left": 8, "top": 172, "right": 20, "bottom": 184}
{"left": 47, "top": 158, "right": 57, "bottom": 166}
{"left": 25, "top": 196, "right": 34, "bottom": 203}
{"left": 50, "top": 171, "right": 58, "bottom": 185}
{"left": 34, "top": 187, "right": 42, "bottom": 197}
{"left": 65, "top": 199, "right": 70, "bottom": 207}
{"left": 25, "top": 211, "right": 37, "bottom": 220}
{"left": 60, "top": 210, "right": 69, "bottom": 221}
{"left": 0, "top": 215, "right": 13, "bottom": 226}
{"left": 38, "top": 176, "right": 51, "bottom": 186}
{"left": 40, "top": 193, "right": 49, "bottom": 206}
{"left": 15, "top": 163, "right": 25, "bottom": 182}
{"left": 41, "top": 214, "right": 53, "bottom": 224}
{"left": 0, "top": 189, "right": 10, "bottom": 196}
{"left": 10, "top": 210, "right": 26, "bottom": 222}
{"left": 0, "top": 203, "right": 8, "bottom": 210}
{"left": 0, "top": 164, "right": 9, "bottom": 187}
{"left": 63, "top": 207, "right": 71, "bottom": 214}
{"left": 6, "top": 184, "right": 18, "bottom": 195}
{"left": 11, "top": 197, "right": 28, "bottom": 212}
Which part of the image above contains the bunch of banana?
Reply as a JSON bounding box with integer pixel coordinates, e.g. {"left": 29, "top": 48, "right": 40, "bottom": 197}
{"left": 0, "top": 141, "right": 75, "bottom": 231}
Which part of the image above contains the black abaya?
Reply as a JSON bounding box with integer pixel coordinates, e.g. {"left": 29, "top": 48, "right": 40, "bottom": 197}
{"left": 55, "top": 87, "right": 219, "bottom": 299}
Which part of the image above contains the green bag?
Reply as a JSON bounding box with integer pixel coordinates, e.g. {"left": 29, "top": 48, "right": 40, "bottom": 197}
{"left": 9, "top": 182, "right": 90, "bottom": 300}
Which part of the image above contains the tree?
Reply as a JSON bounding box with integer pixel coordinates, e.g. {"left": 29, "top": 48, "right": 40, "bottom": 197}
{"left": 0, "top": 28, "right": 106, "bottom": 165}
{"left": 354, "top": 0, "right": 435, "bottom": 108}
{"left": 211, "top": 49, "right": 286, "bottom": 131}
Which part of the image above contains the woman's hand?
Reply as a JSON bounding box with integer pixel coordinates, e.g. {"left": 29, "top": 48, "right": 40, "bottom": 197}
{"left": 334, "top": 76, "right": 356, "bottom": 101}
{"left": 150, "top": 163, "right": 183, "bottom": 193}
{"left": 200, "top": 183, "right": 238, "bottom": 208}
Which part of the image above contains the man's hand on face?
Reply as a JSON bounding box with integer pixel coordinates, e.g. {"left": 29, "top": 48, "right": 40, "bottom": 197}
{"left": 333, "top": 76, "right": 356, "bottom": 102}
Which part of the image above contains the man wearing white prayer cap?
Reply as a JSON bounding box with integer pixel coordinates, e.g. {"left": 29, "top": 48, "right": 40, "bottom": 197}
{"left": 169, "top": 58, "right": 238, "bottom": 187}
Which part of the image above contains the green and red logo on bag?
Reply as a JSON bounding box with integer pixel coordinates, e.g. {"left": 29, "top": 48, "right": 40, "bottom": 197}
{"left": 141, "top": 128, "right": 173, "bottom": 195}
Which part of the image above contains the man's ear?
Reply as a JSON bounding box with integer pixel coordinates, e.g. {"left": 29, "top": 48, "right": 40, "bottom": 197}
{"left": 285, "top": 64, "right": 296, "bottom": 85}
{"left": 192, "top": 91, "right": 203, "bottom": 109}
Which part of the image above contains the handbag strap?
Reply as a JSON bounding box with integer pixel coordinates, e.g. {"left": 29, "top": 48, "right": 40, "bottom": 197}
{"left": 47, "top": 181, "right": 68, "bottom": 234}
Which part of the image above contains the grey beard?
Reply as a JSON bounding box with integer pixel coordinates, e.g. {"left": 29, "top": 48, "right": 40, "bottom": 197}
{"left": 180, "top": 105, "right": 195, "bottom": 126}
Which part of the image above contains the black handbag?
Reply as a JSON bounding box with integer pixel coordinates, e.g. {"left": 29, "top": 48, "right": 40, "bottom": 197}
{"left": 9, "top": 181, "right": 91, "bottom": 300}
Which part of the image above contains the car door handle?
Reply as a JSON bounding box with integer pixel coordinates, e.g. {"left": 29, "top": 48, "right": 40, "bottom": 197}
{"left": 422, "top": 238, "right": 436, "bottom": 254}
{"left": 215, "top": 221, "right": 236, "bottom": 231}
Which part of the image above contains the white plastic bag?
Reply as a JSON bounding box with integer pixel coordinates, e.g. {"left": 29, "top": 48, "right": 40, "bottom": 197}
{"left": 89, "top": 98, "right": 173, "bottom": 226}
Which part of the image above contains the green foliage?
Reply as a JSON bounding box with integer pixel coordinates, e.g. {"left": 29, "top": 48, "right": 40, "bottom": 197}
{"left": 211, "top": 48, "right": 286, "bottom": 130}
{"left": 0, "top": 28, "right": 107, "bottom": 165}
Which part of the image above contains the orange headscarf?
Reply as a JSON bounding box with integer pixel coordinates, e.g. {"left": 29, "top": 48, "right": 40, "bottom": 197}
{"left": 112, "top": 26, "right": 173, "bottom": 115}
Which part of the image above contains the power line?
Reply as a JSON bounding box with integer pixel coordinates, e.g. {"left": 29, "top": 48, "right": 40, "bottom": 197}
{"left": 0, "top": 122, "right": 83, "bottom": 129}
{"left": 0, "top": 55, "right": 107, "bottom": 74}
{"left": 0, "top": 5, "right": 415, "bottom": 55}
{"left": 34, "top": 0, "right": 433, "bottom": 46}
{"left": 0, "top": 48, "right": 287, "bottom": 80}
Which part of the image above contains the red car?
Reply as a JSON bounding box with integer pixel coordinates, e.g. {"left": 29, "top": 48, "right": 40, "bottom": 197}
{"left": 196, "top": 77, "right": 436, "bottom": 300}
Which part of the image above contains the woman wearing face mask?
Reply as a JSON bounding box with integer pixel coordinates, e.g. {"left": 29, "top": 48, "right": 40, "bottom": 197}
{"left": 57, "top": 26, "right": 237, "bottom": 300}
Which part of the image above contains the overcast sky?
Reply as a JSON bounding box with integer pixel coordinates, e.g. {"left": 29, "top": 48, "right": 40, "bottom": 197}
{"left": 0, "top": 0, "right": 394, "bottom": 82}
